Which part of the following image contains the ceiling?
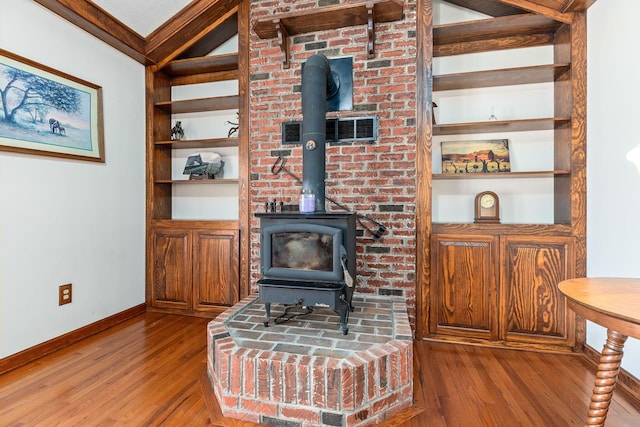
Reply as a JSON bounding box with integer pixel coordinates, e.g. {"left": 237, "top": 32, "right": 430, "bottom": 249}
{"left": 91, "top": 0, "right": 193, "bottom": 37}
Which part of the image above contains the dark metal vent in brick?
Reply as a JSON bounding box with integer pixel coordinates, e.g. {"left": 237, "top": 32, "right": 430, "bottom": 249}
{"left": 283, "top": 122, "right": 302, "bottom": 144}
{"left": 281, "top": 116, "right": 378, "bottom": 145}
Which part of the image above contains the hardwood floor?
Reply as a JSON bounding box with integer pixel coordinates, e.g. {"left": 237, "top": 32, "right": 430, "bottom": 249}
{"left": 0, "top": 312, "right": 638, "bottom": 426}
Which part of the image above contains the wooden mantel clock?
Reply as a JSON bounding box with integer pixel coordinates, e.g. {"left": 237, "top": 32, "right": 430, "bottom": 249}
{"left": 474, "top": 191, "right": 500, "bottom": 223}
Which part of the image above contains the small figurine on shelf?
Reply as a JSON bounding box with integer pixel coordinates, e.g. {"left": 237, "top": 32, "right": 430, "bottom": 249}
{"left": 183, "top": 152, "right": 224, "bottom": 180}
{"left": 225, "top": 112, "right": 239, "bottom": 138}
{"left": 432, "top": 101, "right": 438, "bottom": 124}
{"left": 171, "top": 121, "right": 184, "bottom": 140}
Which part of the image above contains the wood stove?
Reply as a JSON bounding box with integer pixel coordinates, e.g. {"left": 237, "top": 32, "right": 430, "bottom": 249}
{"left": 257, "top": 212, "right": 356, "bottom": 334}
{"left": 256, "top": 54, "right": 359, "bottom": 334}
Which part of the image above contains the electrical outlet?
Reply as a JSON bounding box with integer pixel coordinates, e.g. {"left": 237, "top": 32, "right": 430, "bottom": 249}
{"left": 59, "top": 283, "right": 72, "bottom": 306}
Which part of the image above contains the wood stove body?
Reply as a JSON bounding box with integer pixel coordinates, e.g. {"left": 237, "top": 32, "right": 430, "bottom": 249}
{"left": 257, "top": 212, "right": 357, "bottom": 334}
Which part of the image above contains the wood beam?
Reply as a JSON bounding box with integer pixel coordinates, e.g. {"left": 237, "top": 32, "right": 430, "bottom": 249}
{"left": 176, "top": 13, "right": 238, "bottom": 60}
{"left": 562, "top": 0, "right": 598, "bottom": 13}
{"left": 444, "top": 0, "right": 525, "bottom": 17}
{"left": 145, "top": 0, "right": 242, "bottom": 68}
{"left": 497, "top": 0, "right": 573, "bottom": 23}
{"left": 415, "top": 0, "right": 433, "bottom": 340}
{"left": 33, "top": 0, "right": 147, "bottom": 64}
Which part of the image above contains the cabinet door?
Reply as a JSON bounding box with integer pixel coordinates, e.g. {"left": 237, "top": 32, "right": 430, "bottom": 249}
{"left": 150, "top": 228, "right": 192, "bottom": 310}
{"left": 430, "top": 234, "right": 500, "bottom": 340}
{"left": 501, "top": 236, "right": 575, "bottom": 346}
{"left": 193, "top": 228, "right": 239, "bottom": 310}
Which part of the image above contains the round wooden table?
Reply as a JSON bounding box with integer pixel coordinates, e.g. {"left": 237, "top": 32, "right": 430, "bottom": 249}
{"left": 558, "top": 277, "right": 640, "bottom": 427}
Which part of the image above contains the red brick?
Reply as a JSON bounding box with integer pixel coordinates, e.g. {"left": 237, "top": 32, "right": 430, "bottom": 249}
{"left": 269, "top": 357, "right": 283, "bottom": 402}
{"left": 296, "top": 355, "right": 311, "bottom": 406}
{"left": 371, "top": 391, "right": 400, "bottom": 416}
{"left": 216, "top": 351, "right": 231, "bottom": 392}
{"left": 387, "top": 345, "right": 400, "bottom": 390}
{"left": 311, "top": 357, "right": 327, "bottom": 408}
{"left": 243, "top": 349, "right": 259, "bottom": 397}
{"left": 256, "top": 354, "right": 271, "bottom": 401}
{"left": 220, "top": 394, "right": 239, "bottom": 410}
{"left": 282, "top": 354, "right": 298, "bottom": 404}
{"left": 279, "top": 405, "right": 321, "bottom": 423}
{"left": 229, "top": 350, "right": 244, "bottom": 395}
{"left": 346, "top": 406, "right": 374, "bottom": 426}
{"left": 238, "top": 398, "right": 278, "bottom": 418}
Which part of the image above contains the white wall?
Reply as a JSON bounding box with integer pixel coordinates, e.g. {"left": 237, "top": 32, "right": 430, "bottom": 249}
{"left": 587, "top": 0, "right": 640, "bottom": 378}
{"left": 0, "top": 0, "right": 145, "bottom": 357}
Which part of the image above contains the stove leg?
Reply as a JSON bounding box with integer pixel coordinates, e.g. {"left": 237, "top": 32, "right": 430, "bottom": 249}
{"left": 339, "top": 301, "right": 349, "bottom": 335}
{"left": 346, "top": 287, "right": 355, "bottom": 312}
{"left": 264, "top": 302, "right": 271, "bottom": 327}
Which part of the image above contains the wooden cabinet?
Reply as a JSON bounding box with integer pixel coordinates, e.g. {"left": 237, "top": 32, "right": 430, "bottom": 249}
{"left": 430, "top": 234, "right": 499, "bottom": 340}
{"left": 419, "top": 1, "right": 587, "bottom": 350}
{"left": 501, "top": 235, "right": 575, "bottom": 347}
{"left": 431, "top": 231, "right": 575, "bottom": 350}
{"left": 150, "top": 224, "right": 239, "bottom": 315}
{"left": 145, "top": 3, "right": 249, "bottom": 315}
{"left": 151, "top": 227, "right": 191, "bottom": 310}
{"left": 193, "top": 228, "right": 240, "bottom": 309}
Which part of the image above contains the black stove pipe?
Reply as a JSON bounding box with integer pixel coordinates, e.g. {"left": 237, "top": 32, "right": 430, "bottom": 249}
{"left": 302, "top": 54, "right": 337, "bottom": 213}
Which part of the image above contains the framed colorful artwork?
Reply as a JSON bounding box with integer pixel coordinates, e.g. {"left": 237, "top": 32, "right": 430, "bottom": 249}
{"left": 441, "top": 139, "right": 510, "bottom": 174}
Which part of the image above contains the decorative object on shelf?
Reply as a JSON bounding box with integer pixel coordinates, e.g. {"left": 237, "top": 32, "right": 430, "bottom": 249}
{"left": 432, "top": 101, "right": 438, "bottom": 124}
{"left": 0, "top": 49, "right": 104, "bottom": 162}
{"left": 183, "top": 152, "right": 224, "bottom": 180}
{"left": 474, "top": 191, "right": 500, "bottom": 223}
{"left": 226, "top": 112, "right": 239, "bottom": 138}
{"left": 488, "top": 107, "right": 498, "bottom": 121}
{"left": 441, "top": 139, "right": 511, "bottom": 174}
{"left": 171, "top": 121, "right": 184, "bottom": 140}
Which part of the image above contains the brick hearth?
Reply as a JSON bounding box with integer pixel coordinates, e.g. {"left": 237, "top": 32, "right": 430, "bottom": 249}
{"left": 207, "top": 295, "right": 413, "bottom": 426}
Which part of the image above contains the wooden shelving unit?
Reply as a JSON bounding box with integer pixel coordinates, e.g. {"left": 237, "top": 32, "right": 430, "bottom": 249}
{"left": 155, "top": 95, "right": 239, "bottom": 114}
{"left": 154, "top": 137, "right": 238, "bottom": 150}
{"left": 432, "top": 170, "right": 570, "bottom": 180}
{"left": 252, "top": 0, "right": 403, "bottom": 38}
{"left": 434, "top": 117, "right": 571, "bottom": 135}
{"left": 252, "top": 0, "right": 404, "bottom": 66}
{"left": 154, "top": 179, "right": 239, "bottom": 184}
{"left": 432, "top": 222, "right": 574, "bottom": 235}
{"left": 433, "top": 64, "right": 570, "bottom": 91}
{"left": 426, "top": 2, "right": 587, "bottom": 352}
{"left": 434, "top": 13, "right": 564, "bottom": 56}
{"left": 161, "top": 53, "right": 239, "bottom": 76}
{"left": 145, "top": 4, "right": 249, "bottom": 317}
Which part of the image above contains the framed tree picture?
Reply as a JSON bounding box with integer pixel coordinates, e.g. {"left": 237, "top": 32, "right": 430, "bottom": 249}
{"left": 0, "top": 49, "right": 104, "bottom": 162}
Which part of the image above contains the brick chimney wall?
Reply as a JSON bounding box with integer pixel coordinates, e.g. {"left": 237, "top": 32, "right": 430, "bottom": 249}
{"left": 248, "top": 0, "right": 418, "bottom": 327}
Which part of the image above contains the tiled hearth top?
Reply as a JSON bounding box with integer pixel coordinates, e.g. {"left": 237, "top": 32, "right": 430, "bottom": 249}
{"left": 223, "top": 295, "right": 412, "bottom": 358}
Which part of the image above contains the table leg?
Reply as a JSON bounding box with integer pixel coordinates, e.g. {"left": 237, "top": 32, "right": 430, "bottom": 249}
{"left": 585, "top": 329, "right": 628, "bottom": 427}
